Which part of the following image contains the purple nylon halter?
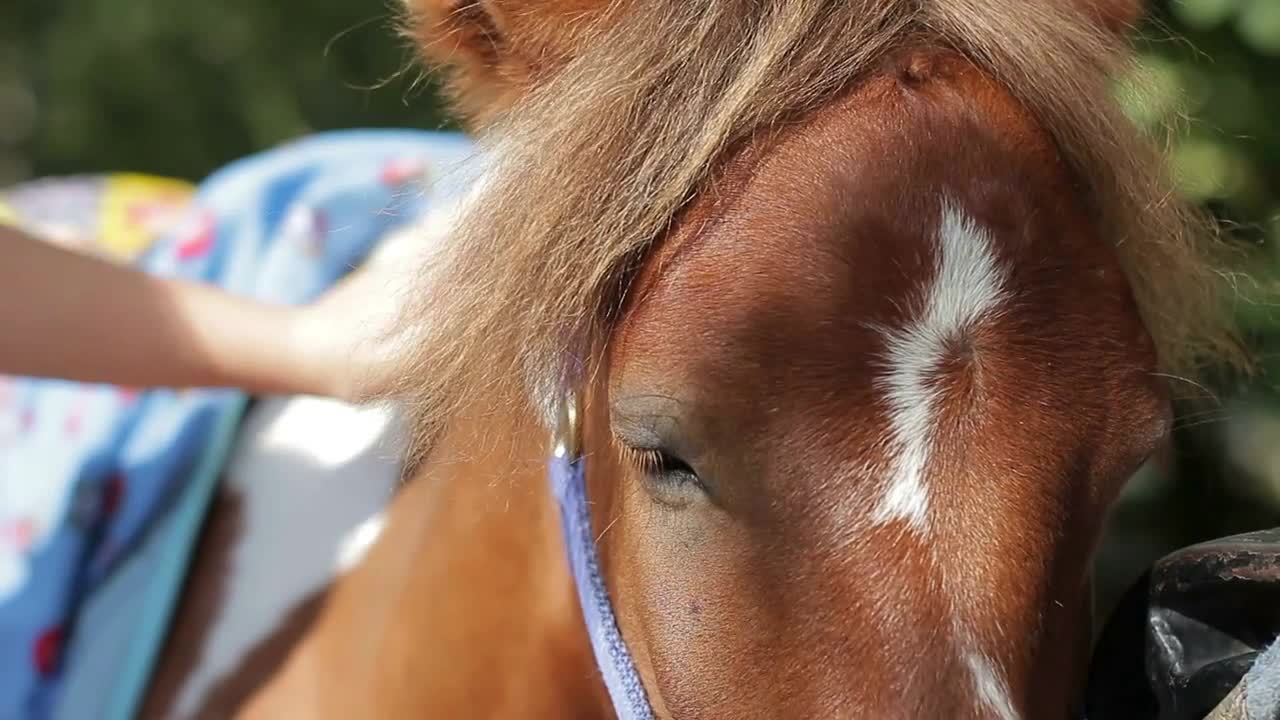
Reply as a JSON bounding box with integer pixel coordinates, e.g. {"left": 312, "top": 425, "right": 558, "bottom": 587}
{"left": 550, "top": 398, "right": 656, "bottom": 719}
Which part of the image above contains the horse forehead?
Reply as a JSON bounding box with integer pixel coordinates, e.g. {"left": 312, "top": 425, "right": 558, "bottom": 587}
{"left": 606, "top": 56, "right": 1159, "bottom": 523}
{"left": 612, "top": 47, "right": 1138, "bottom": 386}
{"left": 616, "top": 87, "right": 1027, "bottom": 387}
{"left": 606, "top": 46, "right": 1164, "bottom": 487}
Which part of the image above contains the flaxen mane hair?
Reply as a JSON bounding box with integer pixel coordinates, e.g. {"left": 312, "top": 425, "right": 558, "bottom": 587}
{"left": 389, "top": 0, "right": 1244, "bottom": 463}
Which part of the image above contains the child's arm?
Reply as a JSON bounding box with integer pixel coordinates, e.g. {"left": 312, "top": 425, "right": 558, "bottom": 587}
{"left": 0, "top": 222, "right": 396, "bottom": 399}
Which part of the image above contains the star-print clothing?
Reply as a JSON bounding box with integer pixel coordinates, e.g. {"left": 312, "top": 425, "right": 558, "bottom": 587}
{"left": 0, "top": 130, "right": 481, "bottom": 720}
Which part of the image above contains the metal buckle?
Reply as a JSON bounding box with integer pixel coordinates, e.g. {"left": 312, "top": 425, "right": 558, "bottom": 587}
{"left": 553, "top": 391, "right": 582, "bottom": 461}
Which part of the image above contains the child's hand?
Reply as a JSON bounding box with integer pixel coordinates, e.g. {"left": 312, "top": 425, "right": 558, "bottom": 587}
{"left": 1, "top": 218, "right": 428, "bottom": 401}
{"left": 289, "top": 227, "right": 423, "bottom": 403}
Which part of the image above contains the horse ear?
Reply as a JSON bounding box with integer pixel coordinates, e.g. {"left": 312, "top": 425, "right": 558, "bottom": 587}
{"left": 1071, "top": 0, "right": 1145, "bottom": 34}
{"left": 404, "top": 0, "right": 605, "bottom": 125}
{"left": 404, "top": 0, "right": 509, "bottom": 71}
{"left": 403, "top": 0, "right": 529, "bottom": 125}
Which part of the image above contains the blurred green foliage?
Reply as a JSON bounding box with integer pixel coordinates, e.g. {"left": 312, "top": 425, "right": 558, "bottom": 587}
{"left": 0, "top": 0, "right": 452, "bottom": 185}
{"left": 1079, "top": 0, "right": 1280, "bottom": 612}
{"left": 1, "top": 0, "right": 1276, "bottom": 220}
{"left": 1124, "top": 2, "right": 1280, "bottom": 213}
{"left": 5, "top": 0, "right": 1280, "bottom": 612}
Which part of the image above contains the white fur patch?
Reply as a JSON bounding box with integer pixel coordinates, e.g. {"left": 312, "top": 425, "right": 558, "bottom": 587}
{"left": 873, "top": 203, "right": 1008, "bottom": 529}
{"left": 964, "top": 650, "right": 1021, "bottom": 720}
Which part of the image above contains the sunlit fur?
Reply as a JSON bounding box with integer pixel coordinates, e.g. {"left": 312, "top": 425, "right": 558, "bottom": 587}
{"left": 387, "top": 0, "right": 1244, "bottom": 466}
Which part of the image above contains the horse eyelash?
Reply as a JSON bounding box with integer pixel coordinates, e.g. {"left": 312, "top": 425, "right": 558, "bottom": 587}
{"left": 620, "top": 445, "right": 663, "bottom": 474}
{"left": 627, "top": 447, "right": 697, "bottom": 481}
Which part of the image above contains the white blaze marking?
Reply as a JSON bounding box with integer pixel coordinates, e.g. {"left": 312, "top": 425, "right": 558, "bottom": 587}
{"left": 964, "top": 650, "right": 1021, "bottom": 720}
{"left": 873, "top": 203, "right": 1008, "bottom": 529}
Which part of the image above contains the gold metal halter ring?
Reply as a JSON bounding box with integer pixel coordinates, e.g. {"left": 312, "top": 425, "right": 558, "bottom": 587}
{"left": 552, "top": 392, "right": 583, "bottom": 462}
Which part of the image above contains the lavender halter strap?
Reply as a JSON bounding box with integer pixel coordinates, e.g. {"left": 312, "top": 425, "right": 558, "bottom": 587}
{"left": 549, "top": 398, "right": 655, "bottom": 719}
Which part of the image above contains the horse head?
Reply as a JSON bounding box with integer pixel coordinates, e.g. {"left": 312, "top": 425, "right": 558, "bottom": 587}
{"left": 265, "top": 2, "right": 1244, "bottom": 717}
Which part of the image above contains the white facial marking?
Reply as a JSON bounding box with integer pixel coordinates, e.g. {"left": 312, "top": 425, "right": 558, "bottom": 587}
{"left": 964, "top": 650, "right": 1022, "bottom": 720}
{"left": 873, "top": 202, "right": 1009, "bottom": 529}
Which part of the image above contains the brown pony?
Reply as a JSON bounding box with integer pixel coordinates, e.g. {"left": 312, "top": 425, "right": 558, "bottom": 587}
{"left": 239, "top": 0, "right": 1244, "bottom": 717}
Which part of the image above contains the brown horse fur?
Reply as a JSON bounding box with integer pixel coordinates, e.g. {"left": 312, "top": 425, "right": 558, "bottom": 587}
{"left": 238, "top": 1, "right": 1250, "bottom": 718}
{"left": 581, "top": 51, "right": 1169, "bottom": 716}
{"left": 403, "top": 0, "right": 618, "bottom": 126}
{"left": 407, "top": 0, "right": 1140, "bottom": 126}
{"left": 387, "top": 0, "right": 1242, "bottom": 464}
{"left": 240, "top": 395, "right": 610, "bottom": 718}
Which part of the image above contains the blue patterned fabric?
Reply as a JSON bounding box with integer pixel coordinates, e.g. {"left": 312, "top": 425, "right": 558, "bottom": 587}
{"left": 0, "top": 129, "right": 479, "bottom": 719}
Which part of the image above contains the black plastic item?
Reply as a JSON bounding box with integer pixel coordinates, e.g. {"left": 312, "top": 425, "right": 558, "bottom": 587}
{"left": 1084, "top": 528, "right": 1280, "bottom": 720}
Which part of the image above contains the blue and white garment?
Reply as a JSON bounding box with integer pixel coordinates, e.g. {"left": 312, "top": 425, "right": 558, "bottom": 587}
{"left": 0, "top": 129, "right": 480, "bottom": 720}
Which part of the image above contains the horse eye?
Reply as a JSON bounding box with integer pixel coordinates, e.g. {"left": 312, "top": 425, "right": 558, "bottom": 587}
{"left": 634, "top": 448, "right": 705, "bottom": 504}
{"left": 647, "top": 449, "right": 696, "bottom": 479}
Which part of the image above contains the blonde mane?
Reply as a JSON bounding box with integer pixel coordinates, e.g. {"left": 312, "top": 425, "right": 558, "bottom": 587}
{"left": 389, "top": 0, "right": 1244, "bottom": 463}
